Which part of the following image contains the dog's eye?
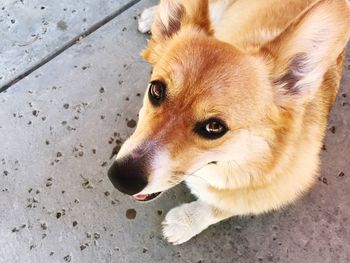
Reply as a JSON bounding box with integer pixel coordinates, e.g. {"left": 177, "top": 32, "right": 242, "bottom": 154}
{"left": 206, "top": 122, "right": 224, "bottom": 134}
{"left": 194, "top": 118, "right": 228, "bottom": 140}
{"left": 148, "top": 80, "right": 166, "bottom": 106}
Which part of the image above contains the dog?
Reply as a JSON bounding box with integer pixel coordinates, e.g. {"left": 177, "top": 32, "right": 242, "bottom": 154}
{"left": 108, "top": 0, "right": 350, "bottom": 244}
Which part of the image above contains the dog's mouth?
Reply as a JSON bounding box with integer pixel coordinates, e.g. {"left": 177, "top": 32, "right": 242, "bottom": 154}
{"left": 132, "top": 192, "right": 162, "bottom": 202}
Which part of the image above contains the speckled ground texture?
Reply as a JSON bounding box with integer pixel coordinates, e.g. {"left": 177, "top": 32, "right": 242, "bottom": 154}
{"left": 0, "top": 0, "right": 350, "bottom": 262}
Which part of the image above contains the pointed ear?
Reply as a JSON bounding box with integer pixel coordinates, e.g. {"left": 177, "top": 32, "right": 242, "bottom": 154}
{"left": 153, "top": 0, "right": 212, "bottom": 40}
{"left": 262, "top": 0, "right": 350, "bottom": 108}
{"left": 142, "top": 0, "right": 212, "bottom": 63}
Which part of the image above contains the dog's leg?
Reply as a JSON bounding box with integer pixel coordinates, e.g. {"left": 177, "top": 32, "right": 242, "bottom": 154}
{"left": 138, "top": 5, "right": 158, "bottom": 33}
{"left": 162, "top": 201, "right": 232, "bottom": 245}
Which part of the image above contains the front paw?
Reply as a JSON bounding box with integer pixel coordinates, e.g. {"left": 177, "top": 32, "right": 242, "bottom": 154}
{"left": 138, "top": 6, "right": 157, "bottom": 34}
{"left": 162, "top": 204, "right": 203, "bottom": 245}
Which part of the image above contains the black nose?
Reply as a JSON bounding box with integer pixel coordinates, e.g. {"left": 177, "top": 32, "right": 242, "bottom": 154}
{"left": 108, "top": 156, "right": 148, "bottom": 195}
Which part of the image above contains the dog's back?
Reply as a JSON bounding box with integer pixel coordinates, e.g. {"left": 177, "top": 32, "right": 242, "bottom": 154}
{"left": 214, "top": 0, "right": 319, "bottom": 49}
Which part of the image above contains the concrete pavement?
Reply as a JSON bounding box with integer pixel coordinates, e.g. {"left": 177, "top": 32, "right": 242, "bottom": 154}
{"left": 0, "top": 0, "right": 350, "bottom": 262}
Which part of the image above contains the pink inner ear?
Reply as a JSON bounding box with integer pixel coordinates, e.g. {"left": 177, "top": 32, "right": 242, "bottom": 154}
{"left": 273, "top": 52, "right": 310, "bottom": 96}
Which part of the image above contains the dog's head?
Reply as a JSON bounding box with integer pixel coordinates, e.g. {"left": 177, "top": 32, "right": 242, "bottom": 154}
{"left": 108, "top": 0, "right": 350, "bottom": 201}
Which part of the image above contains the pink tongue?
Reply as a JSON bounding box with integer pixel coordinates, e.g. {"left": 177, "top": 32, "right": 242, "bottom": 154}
{"left": 133, "top": 194, "right": 148, "bottom": 201}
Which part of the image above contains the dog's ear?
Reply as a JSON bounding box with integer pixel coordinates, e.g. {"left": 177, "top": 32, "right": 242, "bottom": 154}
{"left": 152, "top": 0, "right": 212, "bottom": 40}
{"left": 143, "top": 0, "right": 212, "bottom": 63}
{"left": 262, "top": 0, "right": 350, "bottom": 108}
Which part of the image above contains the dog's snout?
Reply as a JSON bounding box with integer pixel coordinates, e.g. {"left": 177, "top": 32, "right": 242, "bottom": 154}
{"left": 108, "top": 156, "right": 148, "bottom": 195}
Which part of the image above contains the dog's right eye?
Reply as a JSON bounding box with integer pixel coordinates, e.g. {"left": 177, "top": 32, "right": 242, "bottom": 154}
{"left": 148, "top": 80, "right": 166, "bottom": 106}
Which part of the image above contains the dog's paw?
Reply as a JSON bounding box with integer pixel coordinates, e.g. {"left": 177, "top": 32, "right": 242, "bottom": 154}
{"left": 162, "top": 203, "right": 205, "bottom": 245}
{"left": 138, "top": 6, "right": 157, "bottom": 34}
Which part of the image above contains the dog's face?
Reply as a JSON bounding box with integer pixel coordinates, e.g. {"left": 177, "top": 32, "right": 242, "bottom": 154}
{"left": 108, "top": 0, "right": 350, "bottom": 201}
{"left": 109, "top": 31, "right": 278, "bottom": 200}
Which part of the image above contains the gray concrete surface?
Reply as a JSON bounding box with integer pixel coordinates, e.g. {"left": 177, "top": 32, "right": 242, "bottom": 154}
{"left": 0, "top": 0, "right": 350, "bottom": 262}
{"left": 0, "top": 0, "right": 136, "bottom": 88}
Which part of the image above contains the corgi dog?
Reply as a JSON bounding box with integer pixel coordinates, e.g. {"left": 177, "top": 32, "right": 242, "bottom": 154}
{"left": 108, "top": 0, "right": 350, "bottom": 244}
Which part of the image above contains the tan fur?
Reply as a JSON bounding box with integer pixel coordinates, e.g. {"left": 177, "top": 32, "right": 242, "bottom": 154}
{"left": 119, "top": 0, "right": 350, "bottom": 244}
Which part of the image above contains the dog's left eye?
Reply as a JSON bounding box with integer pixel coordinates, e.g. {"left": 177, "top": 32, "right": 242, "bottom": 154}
{"left": 194, "top": 118, "right": 228, "bottom": 140}
{"left": 148, "top": 80, "right": 166, "bottom": 106}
